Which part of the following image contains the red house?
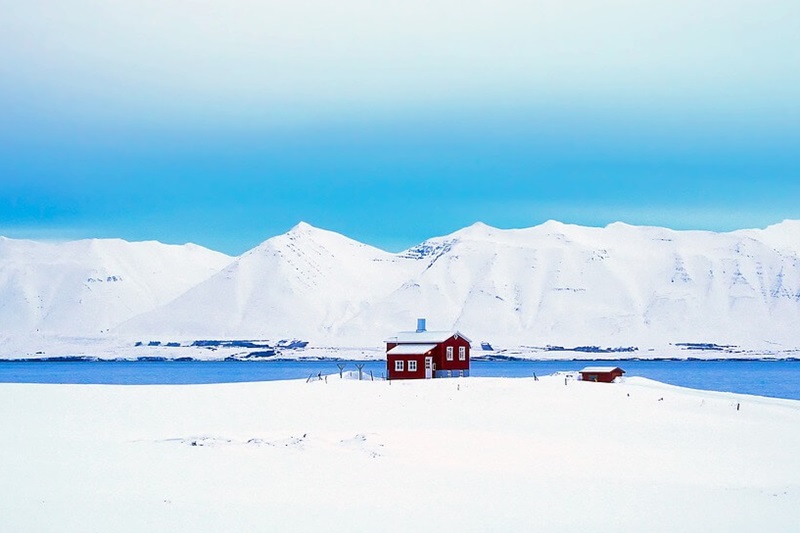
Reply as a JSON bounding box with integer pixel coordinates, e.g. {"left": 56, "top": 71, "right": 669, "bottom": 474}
{"left": 579, "top": 366, "right": 625, "bottom": 383}
{"left": 386, "top": 319, "right": 471, "bottom": 380}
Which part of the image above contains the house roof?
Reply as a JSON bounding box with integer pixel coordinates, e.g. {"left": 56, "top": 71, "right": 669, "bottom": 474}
{"left": 579, "top": 366, "right": 625, "bottom": 374}
{"left": 386, "top": 343, "right": 438, "bottom": 356}
{"left": 386, "top": 330, "right": 473, "bottom": 344}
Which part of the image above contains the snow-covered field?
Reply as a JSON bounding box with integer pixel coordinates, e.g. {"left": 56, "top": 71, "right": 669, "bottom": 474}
{"left": 2, "top": 375, "right": 798, "bottom": 532}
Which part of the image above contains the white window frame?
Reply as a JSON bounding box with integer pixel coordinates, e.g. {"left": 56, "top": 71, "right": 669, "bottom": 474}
{"left": 459, "top": 346, "right": 466, "bottom": 360}
{"left": 408, "top": 360, "right": 417, "bottom": 372}
{"left": 446, "top": 346, "right": 453, "bottom": 361}
{"left": 395, "top": 360, "right": 404, "bottom": 372}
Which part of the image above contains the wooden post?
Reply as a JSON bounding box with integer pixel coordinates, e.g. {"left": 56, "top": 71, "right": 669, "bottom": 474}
{"left": 337, "top": 363, "right": 346, "bottom": 378}
{"left": 356, "top": 363, "right": 365, "bottom": 381}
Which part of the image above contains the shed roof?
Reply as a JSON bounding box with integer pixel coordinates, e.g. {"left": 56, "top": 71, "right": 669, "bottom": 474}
{"left": 579, "top": 366, "right": 625, "bottom": 374}
{"left": 386, "top": 330, "right": 472, "bottom": 344}
{"left": 387, "top": 343, "right": 438, "bottom": 356}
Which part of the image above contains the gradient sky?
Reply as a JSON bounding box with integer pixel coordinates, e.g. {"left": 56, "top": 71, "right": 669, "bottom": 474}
{"left": 1, "top": 0, "right": 799, "bottom": 254}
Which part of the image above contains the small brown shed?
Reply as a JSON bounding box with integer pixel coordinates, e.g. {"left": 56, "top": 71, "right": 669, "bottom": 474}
{"left": 579, "top": 366, "right": 625, "bottom": 383}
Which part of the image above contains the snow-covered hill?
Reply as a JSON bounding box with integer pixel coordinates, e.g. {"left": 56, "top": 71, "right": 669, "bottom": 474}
{"left": 0, "top": 237, "right": 232, "bottom": 336}
{"left": 118, "top": 220, "right": 800, "bottom": 350}
{"left": 117, "top": 222, "right": 423, "bottom": 340}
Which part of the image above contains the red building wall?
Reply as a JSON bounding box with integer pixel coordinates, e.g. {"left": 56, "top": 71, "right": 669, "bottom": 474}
{"left": 580, "top": 369, "right": 624, "bottom": 383}
{"left": 433, "top": 336, "right": 470, "bottom": 373}
{"left": 387, "top": 353, "right": 427, "bottom": 380}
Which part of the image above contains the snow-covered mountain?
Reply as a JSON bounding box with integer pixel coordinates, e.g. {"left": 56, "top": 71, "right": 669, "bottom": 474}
{"left": 116, "top": 220, "right": 800, "bottom": 350}
{"left": 382, "top": 220, "right": 800, "bottom": 347}
{"left": 0, "top": 237, "right": 232, "bottom": 336}
{"left": 3, "top": 220, "right": 800, "bottom": 352}
{"left": 117, "top": 222, "right": 423, "bottom": 340}
{"left": 736, "top": 220, "right": 800, "bottom": 256}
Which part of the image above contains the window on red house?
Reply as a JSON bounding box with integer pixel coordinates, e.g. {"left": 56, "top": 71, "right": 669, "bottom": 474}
{"left": 408, "top": 360, "right": 417, "bottom": 372}
{"left": 395, "top": 360, "right": 404, "bottom": 372}
{"left": 459, "top": 346, "right": 466, "bottom": 360}
{"left": 446, "top": 346, "right": 453, "bottom": 360}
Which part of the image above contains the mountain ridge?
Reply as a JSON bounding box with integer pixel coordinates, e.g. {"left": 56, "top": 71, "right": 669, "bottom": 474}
{"left": 120, "top": 220, "right": 800, "bottom": 349}
{"left": 2, "top": 220, "right": 800, "bottom": 352}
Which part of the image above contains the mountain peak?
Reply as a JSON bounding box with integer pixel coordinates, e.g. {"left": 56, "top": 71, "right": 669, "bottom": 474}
{"left": 289, "top": 221, "right": 315, "bottom": 233}
{"left": 763, "top": 219, "right": 800, "bottom": 231}
{"left": 448, "top": 221, "right": 499, "bottom": 240}
{"left": 468, "top": 221, "right": 493, "bottom": 230}
{"left": 604, "top": 221, "right": 635, "bottom": 230}
{"left": 246, "top": 221, "right": 397, "bottom": 261}
{"left": 285, "top": 221, "right": 348, "bottom": 239}
{"left": 284, "top": 222, "right": 355, "bottom": 243}
{"left": 537, "top": 219, "right": 570, "bottom": 231}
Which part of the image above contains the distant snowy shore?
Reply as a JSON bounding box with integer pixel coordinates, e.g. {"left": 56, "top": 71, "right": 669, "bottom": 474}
{"left": 2, "top": 337, "right": 800, "bottom": 362}
{"left": 2, "top": 375, "right": 799, "bottom": 532}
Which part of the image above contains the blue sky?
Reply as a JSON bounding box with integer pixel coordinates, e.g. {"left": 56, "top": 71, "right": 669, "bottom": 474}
{"left": 1, "top": 0, "right": 799, "bottom": 254}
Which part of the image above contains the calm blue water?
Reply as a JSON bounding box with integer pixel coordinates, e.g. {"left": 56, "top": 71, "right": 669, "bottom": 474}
{"left": 0, "top": 359, "right": 798, "bottom": 400}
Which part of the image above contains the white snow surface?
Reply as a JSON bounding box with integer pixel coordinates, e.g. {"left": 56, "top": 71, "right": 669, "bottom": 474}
{"left": 3, "top": 219, "right": 800, "bottom": 356}
{"left": 1, "top": 376, "right": 798, "bottom": 532}
{"left": 386, "top": 343, "right": 437, "bottom": 355}
{"left": 579, "top": 366, "right": 625, "bottom": 373}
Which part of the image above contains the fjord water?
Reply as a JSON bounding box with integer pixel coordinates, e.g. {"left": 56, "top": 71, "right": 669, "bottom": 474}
{"left": 0, "top": 360, "right": 798, "bottom": 400}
